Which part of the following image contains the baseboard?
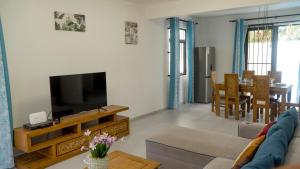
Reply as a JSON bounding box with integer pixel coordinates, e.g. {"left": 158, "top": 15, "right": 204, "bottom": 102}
{"left": 130, "top": 107, "right": 168, "bottom": 121}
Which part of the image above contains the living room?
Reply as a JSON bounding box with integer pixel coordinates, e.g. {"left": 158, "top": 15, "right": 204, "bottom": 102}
{"left": 0, "top": 0, "right": 300, "bottom": 169}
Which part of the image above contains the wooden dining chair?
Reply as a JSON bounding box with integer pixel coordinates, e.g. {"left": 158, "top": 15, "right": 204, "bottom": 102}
{"left": 224, "top": 74, "right": 247, "bottom": 120}
{"left": 242, "top": 70, "right": 255, "bottom": 113}
{"left": 243, "top": 70, "right": 255, "bottom": 80}
{"left": 268, "top": 71, "right": 282, "bottom": 83}
{"left": 252, "top": 75, "right": 278, "bottom": 124}
{"left": 268, "top": 71, "right": 282, "bottom": 109}
{"left": 211, "top": 71, "right": 225, "bottom": 113}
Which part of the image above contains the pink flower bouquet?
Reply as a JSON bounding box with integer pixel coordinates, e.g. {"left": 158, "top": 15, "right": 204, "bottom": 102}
{"left": 81, "top": 130, "right": 117, "bottom": 158}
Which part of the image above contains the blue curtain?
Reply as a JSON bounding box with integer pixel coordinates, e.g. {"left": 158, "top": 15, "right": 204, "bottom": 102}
{"left": 187, "top": 21, "right": 194, "bottom": 103}
{"left": 297, "top": 62, "right": 300, "bottom": 103}
{"left": 168, "top": 18, "right": 180, "bottom": 109}
{"left": 0, "top": 18, "right": 15, "bottom": 168}
{"left": 232, "top": 19, "right": 247, "bottom": 77}
{"left": 271, "top": 26, "right": 278, "bottom": 71}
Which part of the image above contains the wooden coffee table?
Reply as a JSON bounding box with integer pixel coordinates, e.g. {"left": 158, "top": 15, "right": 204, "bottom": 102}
{"left": 84, "top": 151, "right": 160, "bottom": 169}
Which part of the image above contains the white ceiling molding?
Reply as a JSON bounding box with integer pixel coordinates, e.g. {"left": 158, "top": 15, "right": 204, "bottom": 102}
{"left": 142, "top": 0, "right": 295, "bottom": 19}
{"left": 125, "top": 0, "right": 179, "bottom": 5}
{"left": 196, "top": 1, "right": 300, "bottom": 16}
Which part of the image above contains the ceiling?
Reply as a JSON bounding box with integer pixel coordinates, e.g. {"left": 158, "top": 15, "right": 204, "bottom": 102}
{"left": 125, "top": 0, "right": 178, "bottom": 5}
{"left": 192, "top": 1, "right": 300, "bottom": 16}
{"left": 125, "top": 0, "right": 300, "bottom": 18}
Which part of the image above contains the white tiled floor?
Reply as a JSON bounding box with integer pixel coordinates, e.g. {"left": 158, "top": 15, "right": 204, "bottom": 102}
{"left": 47, "top": 103, "right": 254, "bottom": 169}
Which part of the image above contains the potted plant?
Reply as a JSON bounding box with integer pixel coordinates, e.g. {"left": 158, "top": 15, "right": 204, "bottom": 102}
{"left": 81, "top": 130, "right": 116, "bottom": 169}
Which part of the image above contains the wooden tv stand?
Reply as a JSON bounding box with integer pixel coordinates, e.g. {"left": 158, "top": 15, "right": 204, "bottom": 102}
{"left": 14, "top": 105, "right": 129, "bottom": 169}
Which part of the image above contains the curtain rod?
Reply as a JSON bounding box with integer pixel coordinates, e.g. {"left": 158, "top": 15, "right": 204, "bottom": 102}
{"left": 166, "top": 18, "right": 198, "bottom": 24}
{"left": 248, "top": 19, "right": 300, "bottom": 27}
{"left": 229, "top": 13, "right": 300, "bottom": 22}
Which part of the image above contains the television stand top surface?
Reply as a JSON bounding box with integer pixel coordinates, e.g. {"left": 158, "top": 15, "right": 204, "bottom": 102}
{"left": 59, "top": 105, "right": 128, "bottom": 124}
{"left": 14, "top": 105, "right": 129, "bottom": 132}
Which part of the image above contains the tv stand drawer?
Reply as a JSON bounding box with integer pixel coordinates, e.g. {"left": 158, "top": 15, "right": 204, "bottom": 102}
{"left": 56, "top": 130, "right": 101, "bottom": 156}
{"left": 101, "top": 121, "right": 128, "bottom": 136}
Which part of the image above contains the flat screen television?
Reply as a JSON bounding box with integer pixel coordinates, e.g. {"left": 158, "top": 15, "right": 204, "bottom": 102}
{"left": 49, "top": 72, "right": 107, "bottom": 120}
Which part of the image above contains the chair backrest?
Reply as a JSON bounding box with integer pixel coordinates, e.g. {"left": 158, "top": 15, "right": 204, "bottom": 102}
{"left": 211, "top": 71, "right": 217, "bottom": 90}
{"left": 253, "top": 75, "right": 270, "bottom": 104}
{"left": 243, "top": 70, "right": 255, "bottom": 80}
{"left": 224, "top": 74, "right": 239, "bottom": 99}
{"left": 211, "top": 71, "right": 217, "bottom": 97}
{"left": 268, "top": 71, "right": 282, "bottom": 83}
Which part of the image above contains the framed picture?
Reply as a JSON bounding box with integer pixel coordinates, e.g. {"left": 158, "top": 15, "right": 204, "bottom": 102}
{"left": 54, "top": 11, "right": 86, "bottom": 32}
{"left": 125, "top": 21, "right": 138, "bottom": 45}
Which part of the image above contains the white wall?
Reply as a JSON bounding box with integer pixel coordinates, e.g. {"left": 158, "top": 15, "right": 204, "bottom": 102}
{"left": 0, "top": 0, "right": 168, "bottom": 127}
{"left": 194, "top": 7, "right": 300, "bottom": 82}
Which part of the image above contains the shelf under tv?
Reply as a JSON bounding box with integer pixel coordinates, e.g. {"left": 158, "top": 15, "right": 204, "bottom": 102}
{"left": 14, "top": 105, "right": 130, "bottom": 169}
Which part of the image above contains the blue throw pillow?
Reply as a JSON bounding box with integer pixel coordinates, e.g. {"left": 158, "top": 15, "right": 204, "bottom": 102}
{"left": 241, "top": 154, "right": 274, "bottom": 169}
{"left": 279, "top": 109, "right": 290, "bottom": 119}
{"left": 267, "top": 116, "right": 295, "bottom": 141}
{"left": 289, "top": 107, "right": 299, "bottom": 126}
{"left": 253, "top": 129, "right": 288, "bottom": 166}
{"left": 279, "top": 107, "right": 299, "bottom": 126}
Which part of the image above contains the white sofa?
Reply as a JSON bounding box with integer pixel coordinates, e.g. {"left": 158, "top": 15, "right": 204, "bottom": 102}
{"left": 146, "top": 122, "right": 300, "bottom": 169}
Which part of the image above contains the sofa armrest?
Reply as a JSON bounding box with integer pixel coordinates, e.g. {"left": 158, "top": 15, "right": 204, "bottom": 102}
{"left": 238, "top": 122, "right": 265, "bottom": 139}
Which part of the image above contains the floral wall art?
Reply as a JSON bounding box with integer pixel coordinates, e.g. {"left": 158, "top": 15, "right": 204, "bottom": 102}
{"left": 125, "top": 21, "right": 138, "bottom": 45}
{"left": 54, "top": 11, "right": 86, "bottom": 32}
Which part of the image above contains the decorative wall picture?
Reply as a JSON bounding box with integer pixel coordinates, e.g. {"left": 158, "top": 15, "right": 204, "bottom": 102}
{"left": 125, "top": 21, "right": 138, "bottom": 45}
{"left": 54, "top": 11, "right": 86, "bottom": 32}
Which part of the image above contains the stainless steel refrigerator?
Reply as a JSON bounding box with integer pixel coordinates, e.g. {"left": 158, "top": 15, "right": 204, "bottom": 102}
{"left": 194, "top": 47, "right": 216, "bottom": 103}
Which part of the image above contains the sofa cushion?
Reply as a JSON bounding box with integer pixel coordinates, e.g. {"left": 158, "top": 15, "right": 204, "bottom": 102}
{"left": 267, "top": 116, "right": 295, "bottom": 141}
{"left": 203, "top": 157, "right": 234, "bottom": 169}
{"left": 232, "top": 135, "right": 266, "bottom": 169}
{"left": 256, "top": 121, "right": 276, "bottom": 138}
{"left": 294, "top": 126, "right": 300, "bottom": 137}
{"left": 279, "top": 107, "right": 298, "bottom": 126}
{"left": 277, "top": 163, "right": 300, "bottom": 169}
{"left": 146, "top": 140, "right": 214, "bottom": 169}
{"left": 267, "top": 107, "right": 299, "bottom": 142}
{"left": 238, "top": 122, "right": 265, "bottom": 139}
{"left": 146, "top": 126, "right": 250, "bottom": 160}
{"left": 241, "top": 154, "right": 274, "bottom": 169}
{"left": 285, "top": 138, "right": 300, "bottom": 164}
{"left": 253, "top": 129, "right": 288, "bottom": 166}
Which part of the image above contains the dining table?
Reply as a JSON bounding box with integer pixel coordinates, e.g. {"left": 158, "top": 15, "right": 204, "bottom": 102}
{"left": 215, "top": 81, "right": 292, "bottom": 116}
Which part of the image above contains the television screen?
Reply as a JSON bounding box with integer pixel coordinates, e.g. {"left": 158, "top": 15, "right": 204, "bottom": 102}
{"left": 50, "top": 72, "right": 107, "bottom": 120}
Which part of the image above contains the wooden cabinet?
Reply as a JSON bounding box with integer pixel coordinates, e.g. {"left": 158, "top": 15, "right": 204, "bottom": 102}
{"left": 14, "top": 105, "right": 129, "bottom": 169}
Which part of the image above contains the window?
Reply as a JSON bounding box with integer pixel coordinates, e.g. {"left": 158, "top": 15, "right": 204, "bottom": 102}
{"left": 245, "top": 23, "right": 300, "bottom": 102}
{"left": 245, "top": 26, "right": 273, "bottom": 75}
{"left": 168, "top": 29, "right": 187, "bottom": 75}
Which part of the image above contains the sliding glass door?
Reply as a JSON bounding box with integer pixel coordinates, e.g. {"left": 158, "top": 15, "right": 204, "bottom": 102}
{"left": 276, "top": 25, "right": 300, "bottom": 102}
{"left": 245, "top": 24, "right": 300, "bottom": 102}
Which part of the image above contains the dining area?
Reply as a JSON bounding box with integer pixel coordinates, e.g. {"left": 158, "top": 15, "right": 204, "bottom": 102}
{"left": 211, "top": 70, "right": 294, "bottom": 124}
